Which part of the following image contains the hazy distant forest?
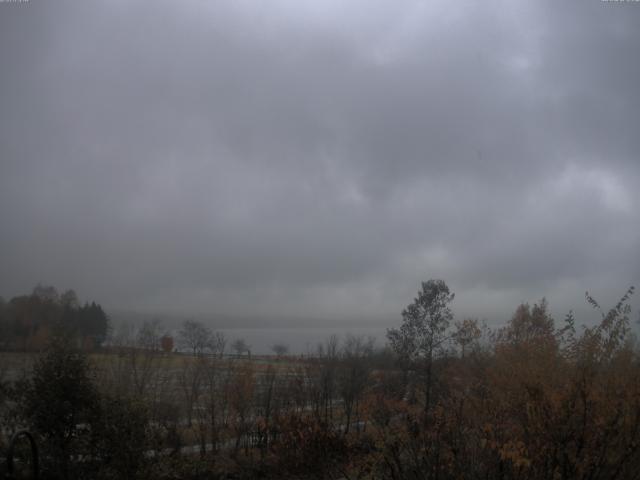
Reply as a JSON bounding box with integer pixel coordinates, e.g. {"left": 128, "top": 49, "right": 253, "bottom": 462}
{"left": 0, "top": 280, "right": 638, "bottom": 480}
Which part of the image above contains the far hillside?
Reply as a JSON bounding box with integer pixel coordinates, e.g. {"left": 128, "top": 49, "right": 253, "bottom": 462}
{"left": 0, "top": 285, "right": 109, "bottom": 351}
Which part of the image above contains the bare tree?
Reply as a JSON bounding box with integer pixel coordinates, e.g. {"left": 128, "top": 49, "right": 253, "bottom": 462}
{"left": 137, "top": 319, "right": 163, "bottom": 351}
{"left": 308, "top": 335, "right": 340, "bottom": 425}
{"left": 387, "top": 279, "right": 454, "bottom": 416}
{"left": 228, "top": 362, "right": 255, "bottom": 456}
{"left": 101, "top": 320, "right": 172, "bottom": 424}
{"left": 256, "top": 364, "right": 280, "bottom": 456}
{"left": 178, "top": 319, "right": 212, "bottom": 356}
{"left": 271, "top": 343, "right": 289, "bottom": 357}
{"left": 196, "top": 355, "right": 224, "bottom": 454}
{"left": 131, "top": 319, "right": 165, "bottom": 397}
{"left": 338, "top": 334, "right": 374, "bottom": 434}
{"left": 213, "top": 331, "right": 227, "bottom": 358}
{"left": 177, "top": 356, "right": 204, "bottom": 427}
{"left": 232, "top": 338, "right": 250, "bottom": 357}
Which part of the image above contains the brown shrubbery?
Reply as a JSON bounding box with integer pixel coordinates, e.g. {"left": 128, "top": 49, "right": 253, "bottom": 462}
{"left": 360, "top": 287, "right": 640, "bottom": 480}
{"left": 2, "top": 283, "right": 639, "bottom": 479}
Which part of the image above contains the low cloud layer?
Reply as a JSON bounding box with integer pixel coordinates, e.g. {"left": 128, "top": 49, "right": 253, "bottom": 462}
{"left": 1, "top": 0, "right": 638, "bottom": 326}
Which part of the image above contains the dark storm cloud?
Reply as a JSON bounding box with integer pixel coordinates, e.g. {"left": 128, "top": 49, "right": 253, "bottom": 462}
{"left": 1, "top": 0, "right": 638, "bottom": 324}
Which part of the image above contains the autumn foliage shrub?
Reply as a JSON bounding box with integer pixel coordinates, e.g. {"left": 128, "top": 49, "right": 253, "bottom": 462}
{"left": 364, "top": 288, "right": 640, "bottom": 480}
{"left": 270, "top": 414, "right": 348, "bottom": 478}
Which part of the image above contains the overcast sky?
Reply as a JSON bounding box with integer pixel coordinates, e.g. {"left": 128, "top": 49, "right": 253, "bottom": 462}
{"left": 1, "top": 0, "right": 639, "bottom": 328}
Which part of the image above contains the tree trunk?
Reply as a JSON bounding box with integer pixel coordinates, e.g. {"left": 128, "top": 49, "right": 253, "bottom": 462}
{"left": 424, "top": 353, "right": 433, "bottom": 419}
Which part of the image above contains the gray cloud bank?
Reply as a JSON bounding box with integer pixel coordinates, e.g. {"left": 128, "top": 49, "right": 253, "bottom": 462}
{"left": 1, "top": 0, "right": 639, "bottom": 327}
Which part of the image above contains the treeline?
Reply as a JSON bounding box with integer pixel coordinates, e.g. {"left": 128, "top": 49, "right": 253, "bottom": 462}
{"left": 0, "top": 285, "right": 109, "bottom": 351}
{"left": 1, "top": 280, "right": 639, "bottom": 480}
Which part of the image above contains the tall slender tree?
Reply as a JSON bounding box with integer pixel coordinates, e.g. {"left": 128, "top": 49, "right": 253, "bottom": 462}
{"left": 387, "top": 279, "right": 454, "bottom": 416}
